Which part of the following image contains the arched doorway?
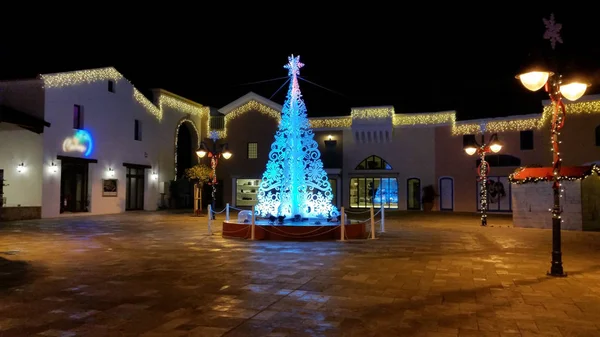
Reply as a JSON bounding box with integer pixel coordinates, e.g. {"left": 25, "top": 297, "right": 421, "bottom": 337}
{"left": 173, "top": 119, "right": 199, "bottom": 208}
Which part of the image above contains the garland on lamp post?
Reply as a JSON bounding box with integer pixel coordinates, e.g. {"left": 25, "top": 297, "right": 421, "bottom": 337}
{"left": 196, "top": 131, "right": 232, "bottom": 220}
{"left": 515, "top": 13, "right": 590, "bottom": 277}
{"left": 464, "top": 131, "right": 502, "bottom": 226}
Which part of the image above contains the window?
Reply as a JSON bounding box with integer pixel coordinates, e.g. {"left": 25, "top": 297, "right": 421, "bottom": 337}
{"left": 355, "top": 155, "right": 392, "bottom": 170}
{"left": 349, "top": 177, "right": 398, "bottom": 209}
{"left": 108, "top": 80, "right": 115, "bottom": 93}
{"left": 520, "top": 130, "right": 534, "bottom": 150}
{"left": 248, "top": 142, "right": 258, "bottom": 159}
{"left": 476, "top": 176, "right": 512, "bottom": 212}
{"left": 73, "top": 105, "right": 83, "bottom": 129}
{"left": 134, "top": 119, "right": 142, "bottom": 141}
{"left": 595, "top": 126, "right": 600, "bottom": 146}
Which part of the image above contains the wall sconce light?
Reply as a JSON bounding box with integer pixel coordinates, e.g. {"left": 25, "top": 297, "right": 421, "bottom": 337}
{"left": 151, "top": 172, "right": 158, "bottom": 180}
{"left": 324, "top": 135, "right": 337, "bottom": 148}
{"left": 50, "top": 162, "right": 58, "bottom": 173}
{"left": 17, "top": 163, "right": 25, "bottom": 173}
{"left": 108, "top": 167, "right": 115, "bottom": 177}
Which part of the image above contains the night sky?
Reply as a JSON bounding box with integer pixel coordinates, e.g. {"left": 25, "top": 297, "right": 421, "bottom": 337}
{"left": 2, "top": 7, "right": 598, "bottom": 120}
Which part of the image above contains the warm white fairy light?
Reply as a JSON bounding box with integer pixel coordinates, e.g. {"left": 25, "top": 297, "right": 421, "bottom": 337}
{"left": 133, "top": 88, "right": 162, "bottom": 119}
{"left": 41, "top": 68, "right": 123, "bottom": 88}
{"left": 213, "top": 100, "right": 282, "bottom": 138}
{"left": 40, "top": 67, "right": 600, "bottom": 136}
{"left": 351, "top": 107, "right": 394, "bottom": 119}
{"left": 174, "top": 118, "right": 201, "bottom": 179}
{"left": 159, "top": 94, "right": 209, "bottom": 117}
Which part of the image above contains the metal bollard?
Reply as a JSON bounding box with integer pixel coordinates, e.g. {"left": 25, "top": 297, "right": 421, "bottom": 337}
{"left": 370, "top": 206, "right": 376, "bottom": 239}
{"left": 340, "top": 206, "right": 345, "bottom": 241}
{"left": 251, "top": 205, "right": 256, "bottom": 240}
{"left": 207, "top": 204, "right": 213, "bottom": 235}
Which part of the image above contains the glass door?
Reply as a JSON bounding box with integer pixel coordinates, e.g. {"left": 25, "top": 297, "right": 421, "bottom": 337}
{"left": 60, "top": 162, "right": 89, "bottom": 213}
{"left": 126, "top": 167, "right": 145, "bottom": 210}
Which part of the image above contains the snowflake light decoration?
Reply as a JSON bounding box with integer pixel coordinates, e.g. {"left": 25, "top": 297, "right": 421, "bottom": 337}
{"left": 208, "top": 130, "right": 220, "bottom": 141}
{"left": 284, "top": 55, "right": 304, "bottom": 76}
{"left": 254, "top": 55, "right": 339, "bottom": 220}
{"left": 543, "top": 13, "right": 563, "bottom": 50}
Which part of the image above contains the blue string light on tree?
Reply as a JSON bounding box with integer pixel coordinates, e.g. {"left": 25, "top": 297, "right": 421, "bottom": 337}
{"left": 255, "top": 55, "right": 340, "bottom": 221}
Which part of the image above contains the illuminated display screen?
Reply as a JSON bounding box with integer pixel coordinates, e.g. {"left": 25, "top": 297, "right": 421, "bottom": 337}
{"left": 62, "top": 129, "right": 93, "bottom": 157}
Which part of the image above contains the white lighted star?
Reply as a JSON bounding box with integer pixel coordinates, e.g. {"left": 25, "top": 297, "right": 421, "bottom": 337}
{"left": 543, "top": 13, "right": 563, "bottom": 50}
{"left": 284, "top": 54, "right": 304, "bottom": 77}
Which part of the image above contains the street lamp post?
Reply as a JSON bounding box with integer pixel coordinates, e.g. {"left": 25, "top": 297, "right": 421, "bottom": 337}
{"left": 515, "top": 13, "right": 590, "bottom": 277}
{"left": 464, "top": 133, "right": 502, "bottom": 226}
{"left": 196, "top": 133, "right": 232, "bottom": 220}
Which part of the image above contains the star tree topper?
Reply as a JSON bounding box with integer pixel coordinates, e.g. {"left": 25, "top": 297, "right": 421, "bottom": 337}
{"left": 543, "top": 13, "right": 563, "bottom": 50}
{"left": 284, "top": 54, "right": 304, "bottom": 76}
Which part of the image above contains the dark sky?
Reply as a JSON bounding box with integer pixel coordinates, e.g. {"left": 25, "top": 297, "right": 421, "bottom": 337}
{"left": 2, "top": 6, "right": 598, "bottom": 120}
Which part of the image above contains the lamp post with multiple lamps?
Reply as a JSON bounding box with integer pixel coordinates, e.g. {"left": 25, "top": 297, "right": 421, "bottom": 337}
{"left": 515, "top": 13, "right": 590, "bottom": 277}
{"left": 196, "top": 131, "right": 232, "bottom": 220}
{"left": 464, "top": 132, "right": 503, "bottom": 226}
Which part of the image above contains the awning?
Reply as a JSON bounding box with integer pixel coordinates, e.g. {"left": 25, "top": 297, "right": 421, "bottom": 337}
{"left": 509, "top": 165, "right": 600, "bottom": 184}
{"left": 0, "top": 105, "right": 51, "bottom": 134}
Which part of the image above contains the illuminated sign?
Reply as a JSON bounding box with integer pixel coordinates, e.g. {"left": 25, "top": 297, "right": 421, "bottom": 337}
{"left": 62, "top": 129, "right": 93, "bottom": 157}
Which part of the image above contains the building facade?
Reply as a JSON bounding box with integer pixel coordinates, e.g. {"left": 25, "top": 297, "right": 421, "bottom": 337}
{"left": 0, "top": 68, "right": 211, "bottom": 220}
{"left": 1, "top": 66, "right": 600, "bottom": 220}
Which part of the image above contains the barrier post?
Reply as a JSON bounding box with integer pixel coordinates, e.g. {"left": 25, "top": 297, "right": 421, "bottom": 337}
{"left": 340, "top": 207, "right": 346, "bottom": 241}
{"left": 226, "top": 203, "right": 230, "bottom": 221}
{"left": 251, "top": 205, "right": 256, "bottom": 240}
{"left": 380, "top": 204, "right": 385, "bottom": 233}
{"left": 370, "top": 206, "right": 376, "bottom": 239}
{"left": 207, "top": 205, "right": 213, "bottom": 235}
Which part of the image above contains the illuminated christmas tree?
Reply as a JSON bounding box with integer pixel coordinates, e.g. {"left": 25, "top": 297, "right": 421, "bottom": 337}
{"left": 255, "top": 55, "right": 339, "bottom": 220}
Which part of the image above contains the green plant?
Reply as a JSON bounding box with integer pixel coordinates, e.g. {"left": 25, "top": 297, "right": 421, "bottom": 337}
{"left": 185, "top": 164, "right": 213, "bottom": 183}
{"left": 422, "top": 185, "right": 438, "bottom": 203}
{"left": 185, "top": 164, "right": 213, "bottom": 212}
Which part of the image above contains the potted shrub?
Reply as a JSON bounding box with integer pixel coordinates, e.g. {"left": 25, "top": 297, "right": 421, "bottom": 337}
{"left": 422, "top": 185, "right": 438, "bottom": 211}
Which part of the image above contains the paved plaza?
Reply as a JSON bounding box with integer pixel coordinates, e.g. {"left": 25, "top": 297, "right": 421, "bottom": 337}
{"left": 1, "top": 211, "right": 600, "bottom": 336}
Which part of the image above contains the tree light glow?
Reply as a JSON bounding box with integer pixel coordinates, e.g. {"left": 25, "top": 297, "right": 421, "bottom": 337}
{"left": 255, "top": 55, "right": 339, "bottom": 220}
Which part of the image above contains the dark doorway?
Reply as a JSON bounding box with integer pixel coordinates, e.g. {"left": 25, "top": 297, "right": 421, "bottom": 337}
{"left": 176, "top": 122, "right": 194, "bottom": 180}
{"left": 407, "top": 178, "right": 421, "bottom": 210}
{"left": 60, "top": 161, "right": 89, "bottom": 213}
{"left": 126, "top": 167, "right": 145, "bottom": 210}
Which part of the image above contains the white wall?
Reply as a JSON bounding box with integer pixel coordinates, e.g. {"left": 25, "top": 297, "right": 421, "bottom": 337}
{"left": 42, "top": 78, "right": 161, "bottom": 218}
{"left": 512, "top": 181, "right": 582, "bottom": 230}
{"left": 152, "top": 91, "right": 206, "bottom": 207}
{"left": 342, "top": 125, "right": 436, "bottom": 210}
{"left": 0, "top": 123, "right": 43, "bottom": 207}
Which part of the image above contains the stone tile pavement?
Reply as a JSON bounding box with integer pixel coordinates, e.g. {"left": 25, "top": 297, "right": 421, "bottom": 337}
{"left": 0, "top": 211, "right": 599, "bottom": 336}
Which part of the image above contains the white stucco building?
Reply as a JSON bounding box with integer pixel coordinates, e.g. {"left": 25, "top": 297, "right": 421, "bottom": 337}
{"left": 2, "top": 66, "right": 600, "bottom": 223}
{"left": 0, "top": 68, "right": 210, "bottom": 220}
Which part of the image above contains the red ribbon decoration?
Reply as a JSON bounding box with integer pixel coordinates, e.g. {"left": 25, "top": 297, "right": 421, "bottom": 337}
{"left": 547, "top": 82, "right": 567, "bottom": 189}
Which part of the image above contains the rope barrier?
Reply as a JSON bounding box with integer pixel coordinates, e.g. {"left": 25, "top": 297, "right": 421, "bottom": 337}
{"left": 344, "top": 209, "right": 372, "bottom": 214}
{"left": 208, "top": 204, "right": 386, "bottom": 240}
{"left": 258, "top": 224, "right": 341, "bottom": 239}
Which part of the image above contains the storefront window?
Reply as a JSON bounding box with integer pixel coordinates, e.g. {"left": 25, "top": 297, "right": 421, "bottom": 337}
{"left": 236, "top": 178, "right": 261, "bottom": 207}
{"left": 350, "top": 177, "right": 398, "bottom": 208}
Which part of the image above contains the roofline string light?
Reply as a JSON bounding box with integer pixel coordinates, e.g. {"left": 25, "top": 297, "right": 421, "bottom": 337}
{"left": 40, "top": 67, "right": 600, "bottom": 136}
